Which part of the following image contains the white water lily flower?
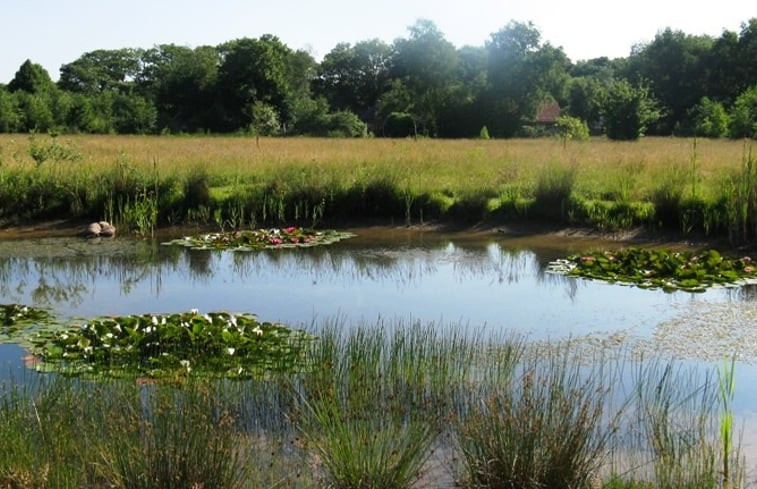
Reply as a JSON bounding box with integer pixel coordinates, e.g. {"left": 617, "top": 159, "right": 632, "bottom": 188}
{"left": 114, "top": 324, "right": 122, "bottom": 333}
{"left": 151, "top": 316, "right": 158, "bottom": 325}
{"left": 237, "top": 367, "right": 243, "bottom": 375}
{"left": 60, "top": 333, "right": 69, "bottom": 340}
{"left": 105, "top": 332, "right": 114, "bottom": 339}
{"left": 252, "top": 326, "right": 263, "bottom": 336}
{"left": 204, "top": 313, "right": 212, "bottom": 322}
{"left": 190, "top": 308, "right": 199, "bottom": 315}
{"left": 83, "top": 346, "right": 93, "bottom": 354}
{"left": 161, "top": 316, "right": 167, "bottom": 325}
{"left": 226, "top": 347, "right": 235, "bottom": 355}
{"left": 229, "top": 315, "right": 237, "bottom": 327}
{"left": 144, "top": 326, "right": 154, "bottom": 334}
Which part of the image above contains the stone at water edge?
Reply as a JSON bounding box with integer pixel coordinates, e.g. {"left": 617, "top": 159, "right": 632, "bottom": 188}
{"left": 84, "top": 221, "right": 116, "bottom": 238}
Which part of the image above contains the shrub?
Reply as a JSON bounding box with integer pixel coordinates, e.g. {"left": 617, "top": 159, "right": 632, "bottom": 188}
{"left": 556, "top": 115, "right": 590, "bottom": 141}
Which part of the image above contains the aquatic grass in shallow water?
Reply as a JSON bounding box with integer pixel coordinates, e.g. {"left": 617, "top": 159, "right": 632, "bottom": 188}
{"left": 162, "top": 227, "right": 355, "bottom": 251}
{"left": 547, "top": 248, "right": 757, "bottom": 292}
{"left": 30, "top": 310, "right": 314, "bottom": 379}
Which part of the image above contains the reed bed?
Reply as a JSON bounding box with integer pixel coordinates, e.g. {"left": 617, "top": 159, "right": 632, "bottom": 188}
{"left": 0, "top": 319, "right": 746, "bottom": 489}
{"left": 0, "top": 135, "right": 753, "bottom": 239}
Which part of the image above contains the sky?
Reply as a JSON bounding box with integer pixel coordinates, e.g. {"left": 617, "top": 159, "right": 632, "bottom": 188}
{"left": 1, "top": 0, "right": 754, "bottom": 83}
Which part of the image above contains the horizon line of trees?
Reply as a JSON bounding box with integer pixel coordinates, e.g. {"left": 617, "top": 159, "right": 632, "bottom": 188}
{"left": 0, "top": 17, "right": 755, "bottom": 140}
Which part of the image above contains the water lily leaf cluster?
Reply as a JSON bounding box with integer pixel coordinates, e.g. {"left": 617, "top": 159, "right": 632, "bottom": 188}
{"left": 1, "top": 303, "right": 52, "bottom": 342}
{"left": 547, "top": 248, "right": 757, "bottom": 292}
{"left": 30, "top": 310, "right": 314, "bottom": 378}
{"left": 162, "top": 227, "right": 355, "bottom": 250}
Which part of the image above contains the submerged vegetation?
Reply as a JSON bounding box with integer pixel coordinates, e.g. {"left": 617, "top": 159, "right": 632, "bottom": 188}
{"left": 548, "top": 248, "right": 757, "bottom": 291}
{"left": 1, "top": 135, "right": 757, "bottom": 243}
{"left": 0, "top": 321, "right": 746, "bottom": 489}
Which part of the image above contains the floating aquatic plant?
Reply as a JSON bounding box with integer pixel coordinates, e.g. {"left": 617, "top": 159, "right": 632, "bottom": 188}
{"left": 0, "top": 303, "right": 52, "bottom": 343}
{"left": 162, "top": 227, "right": 355, "bottom": 251}
{"left": 30, "top": 310, "right": 314, "bottom": 379}
{"left": 547, "top": 248, "right": 757, "bottom": 292}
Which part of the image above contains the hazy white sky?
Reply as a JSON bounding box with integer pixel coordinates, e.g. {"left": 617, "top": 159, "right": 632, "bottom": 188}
{"left": 1, "top": 0, "right": 754, "bottom": 83}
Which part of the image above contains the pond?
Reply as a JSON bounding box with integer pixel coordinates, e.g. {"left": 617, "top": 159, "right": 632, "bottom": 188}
{"left": 3, "top": 227, "right": 757, "bottom": 443}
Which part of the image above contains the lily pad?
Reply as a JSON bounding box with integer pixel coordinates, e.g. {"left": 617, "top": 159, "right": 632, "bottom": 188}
{"left": 30, "top": 310, "right": 314, "bottom": 379}
{"left": 161, "top": 227, "right": 355, "bottom": 251}
{"left": 546, "top": 248, "right": 757, "bottom": 292}
{"left": 0, "top": 303, "right": 53, "bottom": 343}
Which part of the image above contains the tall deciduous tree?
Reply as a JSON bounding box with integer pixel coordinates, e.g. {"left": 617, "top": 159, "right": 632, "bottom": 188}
{"left": 58, "top": 49, "right": 143, "bottom": 94}
{"left": 624, "top": 29, "right": 712, "bottom": 134}
{"left": 216, "top": 35, "right": 292, "bottom": 132}
{"left": 390, "top": 19, "right": 459, "bottom": 136}
{"left": 602, "top": 79, "right": 662, "bottom": 140}
{"left": 483, "top": 21, "right": 570, "bottom": 137}
{"left": 316, "top": 39, "right": 391, "bottom": 127}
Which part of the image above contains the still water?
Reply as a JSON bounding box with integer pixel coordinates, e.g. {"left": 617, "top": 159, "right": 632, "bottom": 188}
{"left": 2, "top": 227, "right": 757, "bottom": 408}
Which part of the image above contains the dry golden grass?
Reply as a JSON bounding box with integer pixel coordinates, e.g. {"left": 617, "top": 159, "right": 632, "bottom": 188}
{"left": 0, "top": 134, "right": 750, "bottom": 200}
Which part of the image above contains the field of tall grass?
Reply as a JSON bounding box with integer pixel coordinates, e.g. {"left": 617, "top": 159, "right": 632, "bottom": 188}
{"left": 0, "top": 134, "right": 754, "bottom": 240}
{"left": 0, "top": 321, "right": 745, "bottom": 489}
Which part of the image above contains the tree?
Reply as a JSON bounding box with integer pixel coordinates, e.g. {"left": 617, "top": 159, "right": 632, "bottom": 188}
{"left": 216, "top": 36, "right": 292, "bottom": 132}
{"left": 729, "top": 85, "right": 757, "bottom": 139}
{"left": 249, "top": 101, "right": 280, "bottom": 136}
{"left": 315, "top": 39, "right": 391, "bottom": 128}
{"left": 58, "top": 49, "right": 143, "bottom": 94}
{"left": 602, "top": 79, "right": 662, "bottom": 140}
{"left": 8, "top": 60, "right": 55, "bottom": 94}
{"left": 390, "top": 19, "right": 459, "bottom": 136}
{"left": 483, "top": 21, "right": 570, "bottom": 137}
{"left": 0, "top": 88, "right": 21, "bottom": 132}
{"left": 139, "top": 44, "right": 221, "bottom": 132}
{"left": 624, "top": 29, "right": 712, "bottom": 134}
{"left": 676, "top": 97, "right": 729, "bottom": 137}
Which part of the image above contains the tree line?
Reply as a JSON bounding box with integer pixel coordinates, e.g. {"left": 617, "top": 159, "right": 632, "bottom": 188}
{"left": 0, "top": 18, "right": 755, "bottom": 140}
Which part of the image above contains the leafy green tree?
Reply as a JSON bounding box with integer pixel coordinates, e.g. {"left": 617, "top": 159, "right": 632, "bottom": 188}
{"left": 15, "top": 91, "right": 55, "bottom": 132}
{"left": 112, "top": 93, "right": 157, "bottom": 134}
{"left": 8, "top": 60, "right": 55, "bottom": 94}
{"left": 555, "top": 115, "right": 589, "bottom": 141}
{"left": 0, "top": 88, "right": 21, "bottom": 132}
{"left": 602, "top": 79, "right": 662, "bottom": 140}
{"left": 676, "top": 96, "right": 729, "bottom": 137}
{"left": 58, "top": 49, "right": 143, "bottom": 94}
{"left": 139, "top": 44, "right": 221, "bottom": 132}
{"left": 483, "top": 21, "right": 570, "bottom": 137}
{"left": 729, "top": 85, "right": 757, "bottom": 139}
{"left": 566, "top": 77, "right": 605, "bottom": 132}
{"left": 315, "top": 39, "right": 391, "bottom": 128}
{"left": 250, "top": 101, "right": 280, "bottom": 136}
{"left": 216, "top": 35, "right": 292, "bottom": 132}
{"left": 390, "top": 19, "right": 459, "bottom": 136}
{"left": 624, "top": 29, "right": 712, "bottom": 134}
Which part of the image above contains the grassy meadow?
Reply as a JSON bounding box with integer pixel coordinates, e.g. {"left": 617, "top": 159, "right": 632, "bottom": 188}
{"left": 0, "top": 134, "right": 754, "bottom": 239}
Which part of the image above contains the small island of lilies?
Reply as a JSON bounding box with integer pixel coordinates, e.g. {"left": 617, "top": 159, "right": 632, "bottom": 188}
{"left": 161, "top": 226, "right": 355, "bottom": 251}
{"left": 30, "top": 310, "right": 314, "bottom": 379}
{"left": 547, "top": 248, "right": 757, "bottom": 292}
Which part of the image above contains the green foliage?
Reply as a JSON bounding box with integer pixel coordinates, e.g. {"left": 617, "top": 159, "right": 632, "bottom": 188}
{"left": 27, "top": 133, "right": 82, "bottom": 166}
{"left": 31, "top": 310, "right": 314, "bottom": 378}
{"left": 7, "top": 60, "right": 55, "bottom": 94}
{"left": 479, "top": 125, "right": 490, "bottom": 139}
{"left": 729, "top": 85, "right": 757, "bottom": 139}
{"left": 162, "top": 227, "right": 355, "bottom": 250}
{"left": 548, "top": 248, "right": 757, "bottom": 291}
{"left": 456, "top": 343, "right": 614, "bottom": 489}
{"left": 99, "top": 381, "right": 247, "bottom": 489}
{"left": 676, "top": 97, "right": 729, "bottom": 137}
{"left": 555, "top": 114, "right": 590, "bottom": 141}
{"left": 249, "top": 100, "right": 280, "bottom": 136}
{"left": 602, "top": 79, "right": 662, "bottom": 140}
